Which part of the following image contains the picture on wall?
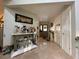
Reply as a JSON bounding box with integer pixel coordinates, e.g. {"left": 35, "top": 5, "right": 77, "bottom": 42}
{"left": 15, "top": 14, "right": 33, "bottom": 24}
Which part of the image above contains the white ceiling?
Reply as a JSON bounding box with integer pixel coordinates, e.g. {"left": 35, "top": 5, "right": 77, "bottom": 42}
{"left": 9, "top": 2, "right": 73, "bottom": 21}
{"left": 20, "top": 3, "right": 64, "bottom": 18}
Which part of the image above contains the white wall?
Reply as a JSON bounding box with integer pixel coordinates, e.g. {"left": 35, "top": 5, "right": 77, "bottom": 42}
{"left": 75, "top": 0, "right": 79, "bottom": 59}
{"left": 3, "top": 7, "right": 39, "bottom": 47}
{"left": 71, "top": 3, "right": 76, "bottom": 58}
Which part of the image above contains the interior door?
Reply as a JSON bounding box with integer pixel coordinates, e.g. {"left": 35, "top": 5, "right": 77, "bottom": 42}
{"left": 39, "top": 24, "right": 49, "bottom": 40}
{"left": 61, "top": 7, "right": 71, "bottom": 55}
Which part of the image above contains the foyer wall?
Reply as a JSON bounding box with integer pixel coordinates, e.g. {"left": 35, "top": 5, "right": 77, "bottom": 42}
{"left": 3, "top": 7, "right": 39, "bottom": 47}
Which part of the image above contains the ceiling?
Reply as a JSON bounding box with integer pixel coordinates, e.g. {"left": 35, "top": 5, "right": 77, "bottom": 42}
{"left": 9, "top": 2, "right": 73, "bottom": 21}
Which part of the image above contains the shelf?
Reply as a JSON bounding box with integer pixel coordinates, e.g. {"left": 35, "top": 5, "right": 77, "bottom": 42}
{"left": 12, "top": 33, "right": 36, "bottom": 36}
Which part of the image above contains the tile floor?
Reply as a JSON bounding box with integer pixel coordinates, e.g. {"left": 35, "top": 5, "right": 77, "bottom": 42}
{"left": 0, "top": 38, "right": 73, "bottom": 59}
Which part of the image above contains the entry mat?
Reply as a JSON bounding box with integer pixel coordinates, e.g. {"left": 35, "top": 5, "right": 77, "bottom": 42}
{"left": 11, "top": 45, "right": 37, "bottom": 58}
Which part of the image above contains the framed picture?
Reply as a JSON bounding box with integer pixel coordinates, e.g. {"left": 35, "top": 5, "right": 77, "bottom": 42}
{"left": 15, "top": 14, "right": 33, "bottom": 24}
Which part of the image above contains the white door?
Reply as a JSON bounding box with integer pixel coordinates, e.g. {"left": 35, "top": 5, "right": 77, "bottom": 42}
{"left": 61, "top": 7, "right": 71, "bottom": 55}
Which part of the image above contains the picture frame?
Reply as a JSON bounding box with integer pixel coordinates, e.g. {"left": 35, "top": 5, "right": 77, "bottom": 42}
{"left": 15, "top": 14, "right": 33, "bottom": 24}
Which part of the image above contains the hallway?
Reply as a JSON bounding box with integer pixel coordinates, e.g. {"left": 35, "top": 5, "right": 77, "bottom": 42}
{"left": 0, "top": 38, "right": 73, "bottom": 59}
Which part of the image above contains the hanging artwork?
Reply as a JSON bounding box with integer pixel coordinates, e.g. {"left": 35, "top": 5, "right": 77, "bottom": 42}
{"left": 15, "top": 14, "right": 33, "bottom": 24}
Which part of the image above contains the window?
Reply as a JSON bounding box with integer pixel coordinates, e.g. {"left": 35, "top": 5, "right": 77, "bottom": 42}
{"left": 43, "top": 25, "right": 47, "bottom": 31}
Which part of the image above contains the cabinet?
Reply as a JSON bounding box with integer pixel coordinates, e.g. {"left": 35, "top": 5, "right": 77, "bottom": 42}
{"left": 12, "top": 33, "right": 36, "bottom": 51}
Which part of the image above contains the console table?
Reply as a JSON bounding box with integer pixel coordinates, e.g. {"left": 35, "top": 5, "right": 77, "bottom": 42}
{"left": 12, "top": 33, "right": 36, "bottom": 51}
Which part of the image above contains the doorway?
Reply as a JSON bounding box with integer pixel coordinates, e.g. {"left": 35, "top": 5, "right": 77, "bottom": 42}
{"left": 61, "top": 6, "right": 72, "bottom": 55}
{"left": 39, "top": 21, "right": 50, "bottom": 41}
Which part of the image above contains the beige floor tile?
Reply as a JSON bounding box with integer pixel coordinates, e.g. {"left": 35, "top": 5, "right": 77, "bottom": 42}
{"left": 0, "top": 38, "right": 73, "bottom": 59}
